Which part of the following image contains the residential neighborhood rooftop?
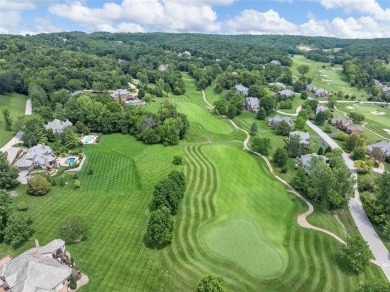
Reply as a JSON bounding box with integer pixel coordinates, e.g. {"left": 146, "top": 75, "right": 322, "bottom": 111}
{"left": 0, "top": 239, "right": 72, "bottom": 292}
{"left": 289, "top": 131, "right": 310, "bottom": 145}
{"left": 45, "top": 119, "right": 73, "bottom": 133}
{"left": 367, "top": 141, "right": 390, "bottom": 157}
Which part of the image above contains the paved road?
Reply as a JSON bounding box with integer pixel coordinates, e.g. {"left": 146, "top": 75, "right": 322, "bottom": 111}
{"left": 306, "top": 120, "right": 390, "bottom": 280}
{"left": 25, "top": 99, "right": 32, "bottom": 115}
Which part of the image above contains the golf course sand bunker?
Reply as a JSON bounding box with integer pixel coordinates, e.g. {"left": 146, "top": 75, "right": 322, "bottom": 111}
{"left": 371, "top": 111, "right": 386, "bottom": 115}
{"left": 384, "top": 129, "right": 390, "bottom": 134}
{"left": 200, "top": 217, "right": 286, "bottom": 278}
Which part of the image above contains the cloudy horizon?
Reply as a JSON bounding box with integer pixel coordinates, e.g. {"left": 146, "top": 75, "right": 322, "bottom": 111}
{"left": 1, "top": 0, "right": 390, "bottom": 38}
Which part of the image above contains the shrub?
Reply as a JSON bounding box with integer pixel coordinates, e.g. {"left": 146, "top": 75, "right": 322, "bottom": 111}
{"left": 17, "top": 201, "right": 29, "bottom": 211}
{"left": 27, "top": 174, "right": 51, "bottom": 196}
{"left": 3, "top": 214, "right": 33, "bottom": 248}
{"left": 59, "top": 216, "right": 88, "bottom": 243}
{"left": 74, "top": 180, "right": 81, "bottom": 188}
{"left": 324, "top": 125, "right": 333, "bottom": 133}
{"left": 172, "top": 155, "right": 182, "bottom": 165}
{"left": 69, "top": 275, "right": 77, "bottom": 290}
{"left": 73, "top": 173, "right": 78, "bottom": 179}
{"left": 59, "top": 178, "right": 65, "bottom": 186}
{"left": 88, "top": 169, "right": 94, "bottom": 175}
{"left": 281, "top": 165, "right": 288, "bottom": 173}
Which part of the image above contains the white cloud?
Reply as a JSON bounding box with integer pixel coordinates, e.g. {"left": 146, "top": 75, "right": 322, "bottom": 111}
{"left": 19, "top": 17, "right": 62, "bottom": 35}
{"left": 0, "top": 0, "right": 36, "bottom": 11}
{"left": 48, "top": 0, "right": 222, "bottom": 33}
{"left": 96, "top": 22, "right": 145, "bottom": 33}
{"left": 222, "top": 8, "right": 390, "bottom": 38}
{"left": 320, "top": 0, "right": 390, "bottom": 22}
{"left": 225, "top": 9, "right": 298, "bottom": 34}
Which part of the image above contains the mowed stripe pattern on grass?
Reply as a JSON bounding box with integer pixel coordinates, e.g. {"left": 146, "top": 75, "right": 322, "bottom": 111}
{"left": 5, "top": 134, "right": 181, "bottom": 291}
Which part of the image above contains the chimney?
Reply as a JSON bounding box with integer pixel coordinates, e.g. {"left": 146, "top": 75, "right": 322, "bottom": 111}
{"left": 34, "top": 239, "right": 40, "bottom": 248}
{"left": 33, "top": 250, "right": 40, "bottom": 259}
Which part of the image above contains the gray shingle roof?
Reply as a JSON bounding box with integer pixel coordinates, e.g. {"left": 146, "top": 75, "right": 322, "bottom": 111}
{"left": 235, "top": 84, "right": 249, "bottom": 96}
{"left": 111, "top": 89, "right": 130, "bottom": 98}
{"left": 278, "top": 89, "right": 294, "bottom": 97}
{"left": 367, "top": 141, "right": 390, "bottom": 157}
{"left": 300, "top": 153, "right": 327, "bottom": 173}
{"left": 306, "top": 84, "right": 317, "bottom": 91}
{"left": 245, "top": 97, "right": 260, "bottom": 112}
{"left": 45, "top": 119, "right": 73, "bottom": 133}
{"left": 14, "top": 144, "right": 55, "bottom": 169}
{"left": 0, "top": 239, "right": 71, "bottom": 292}
{"left": 289, "top": 131, "right": 310, "bottom": 144}
{"left": 268, "top": 115, "right": 292, "bottom": 126}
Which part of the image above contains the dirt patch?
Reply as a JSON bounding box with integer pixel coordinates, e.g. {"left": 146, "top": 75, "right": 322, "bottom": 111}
{"left": 371, "top": 111, "right": 386, "bottom": 115}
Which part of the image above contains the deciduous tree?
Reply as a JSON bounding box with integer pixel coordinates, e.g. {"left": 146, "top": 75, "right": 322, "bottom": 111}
{"left": 342, "top": 236, "right": 371, "bottom": 273}
{"left": 146, "top": 206, "right": 174, "bottom": 247}
{"left": 196, "top": 275, "right": 226, "bottom": 292}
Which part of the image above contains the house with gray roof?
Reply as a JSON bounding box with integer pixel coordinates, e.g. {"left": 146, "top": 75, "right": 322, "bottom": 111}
{"left": 269, "top": 60, "right": 281, "bottom": 65}
{"left": 158, "top": 64, "right": 169, "bottom": 71}
{"left": 45, "top": 119, "right": 73, "bottom": 133}
{"left": 316, "top": 104, "right": 327, "bottom": 114}
{"left": 269, "top": 82, "right": 286, "bottom": 90}
{"left": 289, "top": 131, "right": 310, "bottom": 146}
{"left": 306, "top": 84, "right": 317, "bottom": 92}
{"left": 245, "top": 97, "right": 260, "bottom": 113}
{"left": 267, "top": 115, "right": 293, "bottom": 127}
{"left": 235, "top": 84, "right": 249, "bottom": 96}
{"left": 314, "top": 88, "right": 329, "bottom": 98}
{"left": 0, "top": 239, "right": 73, "bottom": 292}
{"left": 300, "top": 153, "right": 328, "bottom": 173}
{"left": 14, "top": 144, "right": 56, "bottom": 171}
{"left": 278, "top": 89, "right": 294, "bottom": 98}
{"left": 367, "top": 141, "right": 390, "bottom": 159}
{"left": 330, "top": 117, "right": 352, "bottom": 130}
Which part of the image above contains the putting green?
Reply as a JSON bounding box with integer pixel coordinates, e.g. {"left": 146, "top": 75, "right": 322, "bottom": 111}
{"left": 200, "top": 217, "right": 286, "bottom": 278}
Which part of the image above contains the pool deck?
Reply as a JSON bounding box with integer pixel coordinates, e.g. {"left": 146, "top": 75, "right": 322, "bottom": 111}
{"left": 66, "top": 155, "right": 86, "bottom": 172}
{"left": 81, "top": 135, "right": 98, "bottom": 144}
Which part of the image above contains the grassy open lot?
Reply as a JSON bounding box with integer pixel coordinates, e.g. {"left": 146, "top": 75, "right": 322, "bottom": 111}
{"left": 0, "top": 93, "right": 27, "bottom": 147}
{"left": 292, "top": 55, "right": 369, "bottom": 100}
{"left": 1, "top": 77, "right": 386, "bottom": 291}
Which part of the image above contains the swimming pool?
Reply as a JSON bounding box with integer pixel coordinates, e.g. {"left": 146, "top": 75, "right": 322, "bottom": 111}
{"left": 81, "top": 135, "right": 97, "bottom": 144}
{"left": 65, "top": 157, "right": 77, "bottom": 165}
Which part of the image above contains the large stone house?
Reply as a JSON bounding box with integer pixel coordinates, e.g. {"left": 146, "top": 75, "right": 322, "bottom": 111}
{"left": 0, "top": 239, "right": 77, "bottom": 292}
{"left": 267, "top": 115, "right": 293, "bottom": 127}
{"left": 245, "top": 97, "right": 260, "bottom": 113}
{"left": 330, "top": 117, "right": 363, "bottom": 134}
{"left": 14, "top": 144, "right": 56, "bottom": 171}
{"left": 289, "top": 131, "right": 310, "bottom": 147}
{"left": 45, "top": 119, "right": 73, "bottom": 133}
{"left": 235, "top": 84, "right": 249, "bottom": 96}
{"left": 111, "top": 89, "right": 132, "bottom": 102}
{"left": 269, "top": 60, "right": 281, "bottom": 65}
{"left": 314, "top": 88, "right": 330, "bottom": 98}
{"left": 367, "top": 141, "right": 390, "bottom": 159}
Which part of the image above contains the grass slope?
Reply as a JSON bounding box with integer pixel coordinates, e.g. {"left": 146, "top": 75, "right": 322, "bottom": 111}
{"left": 0, "top": 77, "right": 386, "bottom": 291}
{"left": 0, "top": 93, "right": 27, "bottom": 147}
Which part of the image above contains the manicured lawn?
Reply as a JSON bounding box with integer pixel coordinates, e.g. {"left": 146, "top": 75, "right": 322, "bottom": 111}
{"left": 0, "top": 93, "right": 27, "bottom": 147}
{"left": 1, "top": 134, "right": 183, "bottom": 291}
{"left": 292, "top": 55, "right": 369, "bottom": 100}
{"left": 1, "top": 78, "right": 386, "bottom": 291}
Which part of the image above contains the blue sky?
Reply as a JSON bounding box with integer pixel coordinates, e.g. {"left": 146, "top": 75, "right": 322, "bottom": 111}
{"left": 1, "top": 0, "right": 390, "bottom": 38}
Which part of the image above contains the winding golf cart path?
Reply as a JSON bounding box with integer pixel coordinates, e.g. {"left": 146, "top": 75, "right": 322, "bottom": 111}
{"left": 201, "top": 90, "right": 346, "bottom": 245}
